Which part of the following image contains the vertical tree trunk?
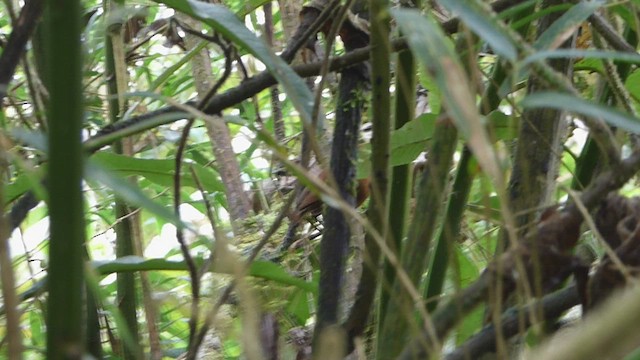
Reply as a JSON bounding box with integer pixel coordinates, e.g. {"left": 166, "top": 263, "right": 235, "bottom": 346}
{"left": 178, "top": 14, "right": 252, "bottom": 229}
{"left": 501, "top": 0, "right": 575, "bottom": 250}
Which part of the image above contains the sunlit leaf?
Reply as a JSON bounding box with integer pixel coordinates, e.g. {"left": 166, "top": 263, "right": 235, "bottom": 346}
{"left": 91, "top": 256, "right": 316, "bottom": 294}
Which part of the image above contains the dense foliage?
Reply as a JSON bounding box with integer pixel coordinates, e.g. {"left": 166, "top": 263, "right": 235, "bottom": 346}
{"left": 3, "top": 0, "right": 640, "bottom": 359}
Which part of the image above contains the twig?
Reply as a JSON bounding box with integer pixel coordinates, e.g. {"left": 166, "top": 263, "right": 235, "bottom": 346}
{"left": 0, "top": 0, "right": 44, "bottom": 103}
{"left": 174, "top": 30, "right": 234, "bottom": 353}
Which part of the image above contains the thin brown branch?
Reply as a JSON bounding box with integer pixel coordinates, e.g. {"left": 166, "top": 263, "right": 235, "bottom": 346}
{"left": 174, "top": 27, "right": 234, "bottom": 355}
{"left": 0, "top": 0, "right": 44, "bottom": 104}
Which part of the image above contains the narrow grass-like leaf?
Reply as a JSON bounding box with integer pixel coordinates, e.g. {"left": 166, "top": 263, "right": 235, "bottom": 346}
{"left": 393, "top": 9, "right": 504, "bottom": 186}
{"left": 522, "top": 92, "right": 640, "bottom": 133}
{"left": 92, "top": 152, "right": 224, "bottom": 192}
{"left": 92, "top": 256, "right": 317, "bottom": 293}
{"left": 509, "top": 4, "right": 572, "bottom": 32}
{"left": 438, "top": 0, "right": 517, "bottom": 61}
{"left": 153, "top": 0, "right": 314, "bottom": 124}
{"left": 85, "top": 160, "right": 186, "bottom": 227}
{"left": 523, "top": 49, "right": 640, "bottom": 66}
{"left": 534, "top": 0, "right": 605, "bottom": 50}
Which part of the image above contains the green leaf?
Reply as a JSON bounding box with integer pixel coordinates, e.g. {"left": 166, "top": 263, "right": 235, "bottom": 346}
{"left": 92, "top": 151, "right": 224, "bottom": 192}
{"left": 92, "top": 256, "right": 316, "bottom": 294}
{"left": 249, "top": 260, "right": 317, "bottom": 295}
{"left": 390, "top": 113, "right": 437, "bottom": 166}
{"left": 509, "top": 4, "right": 572, "bottom": 32}
{"left": 523, "top": 49, "right": 640, "bottom": 67}
{"left": 438, "top": 0, "right": 517, "bottom": 61}
{"left": 393, "top": 9, "right": 503, "bottom": 187}
{"left": 29, "top": 310, "right": 43, "bottom": 346}
{"left": 625, "top": 70, "right": 640, "bottom": 104}
{"left": 230, "top": 0, "right": 270, "bottom": 17}
{"left": 534, "top": 0, "right": 605, "bottom": 50}
{"left": 5, "top": 170, "right": 45, "bottom": 205}
{"left": 85, "top": 160, "right": 186, "bottom": 227}
{"left": 454, "top": 244, "right": 484, "bottom": 343}
{"left": 356, "top": 113, "right": 437, "bottom": 177}
{"left": 521, "top": 92, "right": 640, "bottom": 134}
{"left": 287, "top": 289, "right": 312, "bottom": 324}
{"left": 152, "top": 0, "right": 314, "bottom": 125}
{"left": 487, "top": 111, "right": 517, "bottom": 141}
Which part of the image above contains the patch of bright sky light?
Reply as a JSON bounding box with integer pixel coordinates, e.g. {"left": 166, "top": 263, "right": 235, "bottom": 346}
{"left": 231, "top": 127, "right": 254, "bottom": 153}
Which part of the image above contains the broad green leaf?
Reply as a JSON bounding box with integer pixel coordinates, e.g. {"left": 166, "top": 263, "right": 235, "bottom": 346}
{"left": 92, "top": 151, "right": 224, "bottom": 192}
{"left": 357, "top": 114, "right": 437, "bottom": 177}
{"left": 521, "top": 92, "right": 640, "bottom": 134}
{"left": 438, "top": 0, "right": 517, "bottom": 61}
{"left": 230, "top": 0, "right": 270, "bottom": 17}
{"left": 287, "top": 289, "right": 312, "bottom": 324}
{"left": 390, "top": 113, "right": 437, "bottom": 166}
{"left": 29, "top": 311, "right": 43, "bottom": 346}
{"left": 153, "top": 0, "right": 314, "bottom": 125}
{"left": 574, "top": 57, "right": 604, "bottom": 73}
{"left": 5, "top": 170, "right": 44, "bottom": 205}
{"left": 534, "top": 0, "right": 604, "bottom": 50}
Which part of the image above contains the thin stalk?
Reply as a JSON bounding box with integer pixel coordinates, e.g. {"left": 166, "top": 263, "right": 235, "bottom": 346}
{"left": 105, "top": 2, "right": 140, "bottom": 358}
{"left": 340, "top": 0, "right": 392, "bottom": 353}
{"left": 378, "top": 0, "right": 417, "bottom": 342}
{"left": 377, "top": 118, "right": 458, "bottom": 359}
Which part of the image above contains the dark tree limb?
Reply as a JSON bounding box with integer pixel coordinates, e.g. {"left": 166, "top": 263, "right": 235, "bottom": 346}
{"left": 446, "top": 285, "right": 580, "bottom": 360}
{"left": 312, "top": 10, "right": 370, "bottom": 353}
{"left": 0, "top": 0, "right": 44, "bottom": 104}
